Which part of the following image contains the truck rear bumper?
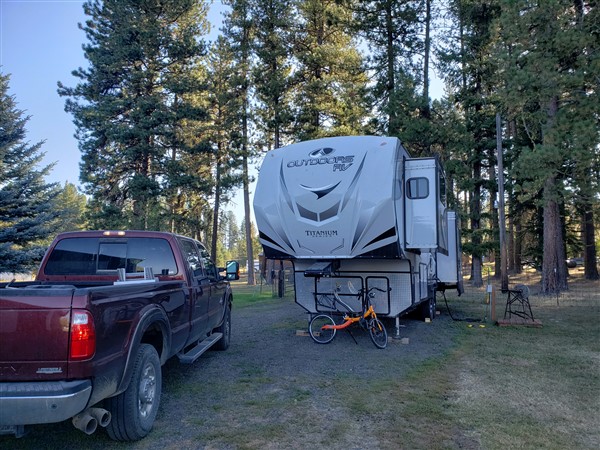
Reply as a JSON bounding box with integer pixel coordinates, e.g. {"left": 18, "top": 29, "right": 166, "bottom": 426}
{"left": 0, "top": 380, "right": 92, "bottom": 425}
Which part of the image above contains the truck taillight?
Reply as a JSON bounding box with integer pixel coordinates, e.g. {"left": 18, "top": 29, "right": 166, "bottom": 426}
{"left": 70, "top": 310, "right": 96, "bottom": 360}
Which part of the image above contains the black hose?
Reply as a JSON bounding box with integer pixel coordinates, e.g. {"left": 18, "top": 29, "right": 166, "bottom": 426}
{"left": 439, "top": 290, "right": 480, "bottom": 323}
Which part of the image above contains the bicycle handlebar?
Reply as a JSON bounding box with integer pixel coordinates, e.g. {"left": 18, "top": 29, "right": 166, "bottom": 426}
{"left": 370, "top": 287, "right": 391, "bottom": 293}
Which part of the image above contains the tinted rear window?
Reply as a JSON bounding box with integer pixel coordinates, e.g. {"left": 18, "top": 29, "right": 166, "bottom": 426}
{"left": 45, "top": 237, "right": 178, "bottom": 276}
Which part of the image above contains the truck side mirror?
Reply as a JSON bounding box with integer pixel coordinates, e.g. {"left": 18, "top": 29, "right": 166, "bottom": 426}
{"left": 225, "top": 261, "right": 240, "bottom": 281}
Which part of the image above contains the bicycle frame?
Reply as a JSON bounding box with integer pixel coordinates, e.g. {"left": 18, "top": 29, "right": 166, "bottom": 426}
{"left": 314, "top": 285, "right": 355, "bottom": 313}
{"left": 322, "top": 304, "right": 377, "bottom": 330}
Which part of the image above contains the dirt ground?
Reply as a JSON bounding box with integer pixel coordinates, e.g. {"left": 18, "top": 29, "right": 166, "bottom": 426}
{"left": 3, "top": 296, "right": 463, "bottom": 450}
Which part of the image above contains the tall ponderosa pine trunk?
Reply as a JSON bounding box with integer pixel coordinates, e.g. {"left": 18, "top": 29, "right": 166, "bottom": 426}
{"left": 583, "top": 208, "right": 599, "bottom": 280}
{"left": 223, "top": 0, "right": 255, "bottom": 284}
{"left": 422, "top": 0, "right": 431, "bottom": 123}
{"left": 240, "top": 8, "right": 254, "bottom": 285}
{"left": 514, "top": 219, "right": 522, "bottom": 272}
{"left": 540, "top": 96, "right": 568, "bottom": 294}
{"left": 385, "top": 2, "right": 397, "bottom": 134}
{"left": 488, "top": 145, "right": 500, "bottom": 278}
{"left": 243, "top": 99, "right": 255, "bottom": 285}
{"left": 541, "top": 176, "right": 568, "bottom": 293}
{"left": 469, "top": 101, "right": 484, "bottom": 288}
{"left": 211, "top": 141, "right": 223, "bottom": 261}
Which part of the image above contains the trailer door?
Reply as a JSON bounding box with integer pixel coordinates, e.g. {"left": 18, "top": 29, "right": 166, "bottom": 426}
{"left": 404, "top": 158, "right": 447, "bottom": 252}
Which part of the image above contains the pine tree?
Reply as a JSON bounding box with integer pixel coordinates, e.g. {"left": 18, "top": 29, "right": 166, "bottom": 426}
{"left": 54, "top": 182, "right": 88, "bottom": 232}
{"left": 223, "top": 0, "right": 257, "bottom": 284}
{"left": 571, "top": 0, "right": 599, "bottom": 281}
{"left": 251, "top": 0, "right": 295, "bottom": 149}
{"left": 292, "top": 0, "right": 370, "bottom": 140}
{"left": 206, "top": 37, "right": 244, "bottom": 260}
{"left": 352, "top": 0, "right": 425, "bottom": 139}
{"left": 495, "top": 0, "right": 599, "bottom": 292}
{"left": 0, "top": 73, "right": 62, "bottom": 273}
{"left": 440, "top": 0, "right": 501, "bottom": 287}
{"left": 58, "top": 0, "right": 210, "bottom": 230}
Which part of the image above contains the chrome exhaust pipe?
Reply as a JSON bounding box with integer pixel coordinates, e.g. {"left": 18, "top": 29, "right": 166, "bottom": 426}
{"left": 89, "top": 407, "right": 111, "bottom": 427}
{"left": 72, "top": 412, "right": 97, "bottom": 435}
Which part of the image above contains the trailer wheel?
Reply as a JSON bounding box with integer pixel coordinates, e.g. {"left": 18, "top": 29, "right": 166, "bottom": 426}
{"left": 420, "top": 297, "right": 436, "bottom": 322}
{"left": 105, "top": 344, "right": 162, "bottom": 441}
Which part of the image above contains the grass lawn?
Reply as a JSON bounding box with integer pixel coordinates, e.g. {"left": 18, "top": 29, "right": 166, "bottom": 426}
{"left": 232, "top": 270, "right": 600, "bottom": 449}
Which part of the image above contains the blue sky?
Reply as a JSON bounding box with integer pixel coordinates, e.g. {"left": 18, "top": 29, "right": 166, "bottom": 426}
{"left": 1, "top": 0, "right": 89, "bottom": 187}
{"left": 1, "top": 0, "right": 225, "bottom": 188}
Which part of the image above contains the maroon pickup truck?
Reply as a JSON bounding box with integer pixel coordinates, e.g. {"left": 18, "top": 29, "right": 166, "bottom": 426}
{"left": 0, "top": 230, "right": 239, "bottom": 441}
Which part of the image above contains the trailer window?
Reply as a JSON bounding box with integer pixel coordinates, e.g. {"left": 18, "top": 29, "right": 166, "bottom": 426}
{"left": 406, "top": 177, "right": 429, "bottom": 199}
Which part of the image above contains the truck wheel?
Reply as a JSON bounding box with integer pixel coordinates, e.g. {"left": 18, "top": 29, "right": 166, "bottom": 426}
{"left": 213, "top": 304, "right": 231, "bottom": 351}
{"left": 105, "top": 344, "right": 162, "bottom": 441}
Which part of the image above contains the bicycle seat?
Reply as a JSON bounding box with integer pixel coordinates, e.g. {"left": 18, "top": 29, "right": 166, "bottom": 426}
{"left": 347, "top": 280, "right": 359, "bottom": 295}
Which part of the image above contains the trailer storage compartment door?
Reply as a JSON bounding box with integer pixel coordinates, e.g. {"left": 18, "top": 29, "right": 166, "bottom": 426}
{"left": 404, "top": 158, "right": 448, "bottom": 253}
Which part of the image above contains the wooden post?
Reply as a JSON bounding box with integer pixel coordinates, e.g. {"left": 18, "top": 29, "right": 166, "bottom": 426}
{"left": 491, "top": 284, "right": 497, "bottom": 323}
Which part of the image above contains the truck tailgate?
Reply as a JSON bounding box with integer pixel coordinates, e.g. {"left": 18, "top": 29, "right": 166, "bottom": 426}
{"left": 0, "top": 286, "right": 75, "bottom": 381}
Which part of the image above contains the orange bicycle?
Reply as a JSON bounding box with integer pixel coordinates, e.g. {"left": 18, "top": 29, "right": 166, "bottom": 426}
{"left": 309, "top": 281, "right": 389, "bottom": 349}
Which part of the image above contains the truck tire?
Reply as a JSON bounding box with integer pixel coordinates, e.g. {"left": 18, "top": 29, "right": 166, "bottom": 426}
{"left": 105, "top": 344, "right": 162, "bottom": 441}
{"left": 213, "top": 304, "right": 231, "bottom": 351}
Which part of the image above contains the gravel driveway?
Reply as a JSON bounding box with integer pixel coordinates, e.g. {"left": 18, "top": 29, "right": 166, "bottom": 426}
{"left": 4, "top": 296, "right": 461, "bottom": 450}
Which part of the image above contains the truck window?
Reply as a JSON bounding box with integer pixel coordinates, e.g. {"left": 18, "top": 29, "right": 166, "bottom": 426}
{"left": 98, "top": 243, "right": 127, "bottom": 270}
{"left": 45, "top": 238, "right": 178, "bottom": 276}
{"left": 125, "top": 239, "right": 177, "bottom": 275}
{"left": 197, "top": 242, "right": 218, "bottom": 280}
{"left": 179, "top": 239, "right": 204, "bottom": 278}
{"left": 406, "top": 177, "right": 429, "bottom": 199}
{"left": 45, "top": 237, "right": 97, "bottom": 275}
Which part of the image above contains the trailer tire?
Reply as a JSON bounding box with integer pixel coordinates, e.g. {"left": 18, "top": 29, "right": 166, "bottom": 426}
{"left": 105, "top": 344, "right": 162, "bottom": 441}
{"left": 420, "top": 297, "right": 436, "bottom": 322}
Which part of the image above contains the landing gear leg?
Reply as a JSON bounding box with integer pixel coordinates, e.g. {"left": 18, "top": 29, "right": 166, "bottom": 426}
{"left": 393, "top": 316, "right": 401, "bottom": 339}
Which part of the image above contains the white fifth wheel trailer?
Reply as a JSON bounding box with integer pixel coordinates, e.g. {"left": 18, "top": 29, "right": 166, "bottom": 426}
{"left": 253, "top": 135, "right": 463, "bottom": 335}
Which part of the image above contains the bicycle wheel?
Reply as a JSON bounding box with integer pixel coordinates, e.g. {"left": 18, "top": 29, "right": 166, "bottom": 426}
{"left": 368, "top": 318, "right": 388, "bottom": 349}
{"left": 309, "top": 314, "right": 336, "bottom": 344}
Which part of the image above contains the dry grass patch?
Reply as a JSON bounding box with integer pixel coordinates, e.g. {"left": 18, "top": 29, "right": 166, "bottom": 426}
{"left": 444, "top": 271, "right": 600, "bottom": 449}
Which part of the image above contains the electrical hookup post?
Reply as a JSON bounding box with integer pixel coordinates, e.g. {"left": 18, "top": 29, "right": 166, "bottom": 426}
{"left": 488, "top": 283, "right": 497, "bottom": 323}
{"left": 483, "top": 268, "right": 496, "bottom": 324}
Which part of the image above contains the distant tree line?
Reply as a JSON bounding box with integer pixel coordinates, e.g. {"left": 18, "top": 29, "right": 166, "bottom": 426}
{"left": 1, "top": 0, "right": 598, "bottom": 291}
